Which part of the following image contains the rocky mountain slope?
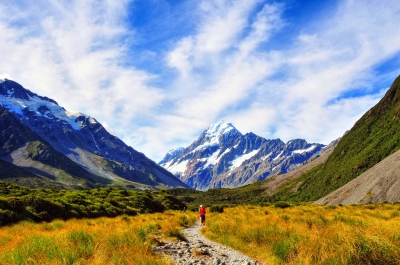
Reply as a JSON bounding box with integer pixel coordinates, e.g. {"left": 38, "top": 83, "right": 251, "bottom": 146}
{"left": 0, "top": 79, "right": 187, "bottom": 189}
{"left": 0, "top": 105, "right": 124, "bottom": 189}
{"left": 260, "top": 137, "right": 340, "bottom": 197}
{"left": 160, "top": 121, "right": 325, "bottom": 190}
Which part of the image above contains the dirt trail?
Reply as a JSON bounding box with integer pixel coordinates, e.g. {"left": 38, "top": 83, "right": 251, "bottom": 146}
{"left": 154, "top": 223, "right": 266, "bottom": 265}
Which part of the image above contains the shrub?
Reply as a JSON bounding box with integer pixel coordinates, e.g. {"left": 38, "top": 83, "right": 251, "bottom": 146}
{"left": 178, "top": 214, "right": 190, "bottom": 227}
{"left": 166, "top": 228, "right": 187, "bottom": 241}
{"left": 209, "top": 205, "right": 225, "bottom": 213}
{"left": 274, "top": 201, "right": 291, "bottom": 209}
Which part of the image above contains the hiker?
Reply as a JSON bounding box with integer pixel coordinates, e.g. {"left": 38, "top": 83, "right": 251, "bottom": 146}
{"left": 199, "top": 205, "right": 206, "bottom": 226}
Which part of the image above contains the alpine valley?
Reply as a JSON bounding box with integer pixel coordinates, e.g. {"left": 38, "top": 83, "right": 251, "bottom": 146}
{"left": 159, "top": 121, "right": 337, "bottom": 190}
{"left": 0, "top": 79, "right": 187, "bottom": 189}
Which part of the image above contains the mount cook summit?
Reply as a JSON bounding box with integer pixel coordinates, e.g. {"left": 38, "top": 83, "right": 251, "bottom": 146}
{"left": 160, "top": 121, "right": 330, "bottom": 190}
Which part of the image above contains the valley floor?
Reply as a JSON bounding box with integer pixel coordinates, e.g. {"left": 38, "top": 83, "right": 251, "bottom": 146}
{"left": 0, "top": 204, "right": 398, "bottom": 265}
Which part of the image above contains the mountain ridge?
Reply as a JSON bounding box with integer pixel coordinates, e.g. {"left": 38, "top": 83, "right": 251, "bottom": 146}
{"left": 0, "top": 79, "right": 187, "bottom": 189}
{"left": 160, "top": 120, "right": 326, "bottom": 190}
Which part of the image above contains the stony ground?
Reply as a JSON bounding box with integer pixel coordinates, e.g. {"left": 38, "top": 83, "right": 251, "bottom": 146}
{"left": 154, "top": 224, "right": 266, "bottom": 265}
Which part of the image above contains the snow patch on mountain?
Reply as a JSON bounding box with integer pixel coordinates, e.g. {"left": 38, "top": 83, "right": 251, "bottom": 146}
{"left": 192, "top": 140, "right": 218, "bottom": 153}
{"left": 261, "top": 153, "right": 272, "bottom": 160}
{"left": 273, "top": 151, "right": 284, "bottom": 160}
{"left": 230, "top": 149, "right": 259, "bottom": 170}
{"left": 292, "top": 145, "right": 317, "bottom": 154}
{"left": 203, "top": 148, "right": 231, "bottom": 168}
{"left": 164, "top": 159, "right": 189, "bottom": 176}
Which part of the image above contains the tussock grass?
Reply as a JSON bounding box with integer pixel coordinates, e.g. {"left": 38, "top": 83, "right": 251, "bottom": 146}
{"left": 201, "top": 204, "right": 400, "bottom": 265}
{"left": 0, "top": 211, "right": 198, "bottom": 264}
{"left": 192, "top": 249, "right": 209, "bottom": 256}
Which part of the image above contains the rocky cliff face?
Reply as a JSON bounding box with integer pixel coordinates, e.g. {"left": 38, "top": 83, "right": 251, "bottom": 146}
{"left": 0, "top": 79, "right": 187, "bottom": 189}
{"left": 160, "top": 121, "right": 325, "bottom": 190}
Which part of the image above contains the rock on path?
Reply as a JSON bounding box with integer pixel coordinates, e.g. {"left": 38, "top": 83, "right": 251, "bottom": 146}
{"left": 154, "top": 224, "right": 265, "bottom": 265}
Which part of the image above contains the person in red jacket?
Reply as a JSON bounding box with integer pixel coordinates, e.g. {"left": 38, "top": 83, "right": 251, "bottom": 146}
{"left": 199, "top": 205, "right": 206, "bottom": 226}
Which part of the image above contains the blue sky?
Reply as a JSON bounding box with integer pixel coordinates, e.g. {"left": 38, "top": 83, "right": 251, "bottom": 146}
{"left": 1, "top": 0, "right": 400, "bottom": 162}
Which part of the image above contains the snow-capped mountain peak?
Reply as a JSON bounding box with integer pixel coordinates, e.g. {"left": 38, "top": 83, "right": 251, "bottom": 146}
{"left": 205, "top": 120, "right": 236, "bottom": 138}
{"left": 0, "top": 79, "right": 93, "bottom": 131}
{"left": 159, "top": 147, "right": 185, "bottom": 165}
{"left": 197, "top": 120, "right": 242, "bottom": 150}
{"left": 160, "top": 121, "right": 326, "bottom": 190}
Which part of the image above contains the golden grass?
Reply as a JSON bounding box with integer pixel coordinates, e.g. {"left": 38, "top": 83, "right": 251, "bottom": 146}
{"left": 0, "top": 211, "right": 198, "bottom": 265}
{"left": 192, "top": 249, "right": 209, "bottom": 256}
{"left": 201, "top": 204, "right": 400, "bottom": 265}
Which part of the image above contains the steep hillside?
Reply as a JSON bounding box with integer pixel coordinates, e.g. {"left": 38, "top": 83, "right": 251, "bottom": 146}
{"left": 315, "top": 149, "right": 400, "bottom": 205}
{"left": 0, "top": 105, "right": 113, "bottom": 188}
{"left": 278, "top": 75, "right": 400, "bottom": 201}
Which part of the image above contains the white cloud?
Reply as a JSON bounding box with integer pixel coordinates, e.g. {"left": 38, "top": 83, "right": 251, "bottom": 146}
{"left": 0, "top": 0, "right": 164, "bottom": 135}
{"left": 0, "top": 73, "right": 11, "bottom": 80}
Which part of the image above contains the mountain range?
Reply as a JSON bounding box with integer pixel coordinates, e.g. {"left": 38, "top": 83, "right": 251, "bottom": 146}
{"left": 1, "top": 74, "right": 399, "bottom": 206}
{"left": 0, "top": 79, "right": 187, "bottom": 189}
{"left": 159, "top": 121, "right": 330, "bottom": 190}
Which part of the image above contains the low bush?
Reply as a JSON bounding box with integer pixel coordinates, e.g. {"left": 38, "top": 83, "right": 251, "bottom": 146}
{"left": 274, "top": 201, "right": 291, "bottom": 209}
{"left": 209, "top": 205, "right": 225, "bottom": 213}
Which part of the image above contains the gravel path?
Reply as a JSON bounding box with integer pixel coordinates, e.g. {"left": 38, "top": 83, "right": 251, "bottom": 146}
{"left": 154, "top": 223, "right": 266, "bottom": 265}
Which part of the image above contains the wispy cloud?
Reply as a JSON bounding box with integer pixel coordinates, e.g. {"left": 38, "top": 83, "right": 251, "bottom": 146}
{"left": 1, "top": 0, "right": 400, "bottom": 162}
{"left": 0, "top": 0, "right": 163, "bottom": 131}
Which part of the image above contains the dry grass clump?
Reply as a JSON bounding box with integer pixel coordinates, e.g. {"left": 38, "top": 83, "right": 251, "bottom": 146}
{"left": 192, "top": 249, "right": 209, "bottom": 256}
{"left": 201, "top": 204, "right": 400, "bottom": 265}
{"left": 0, "top": 211, "right": 198, "bottom": 264}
